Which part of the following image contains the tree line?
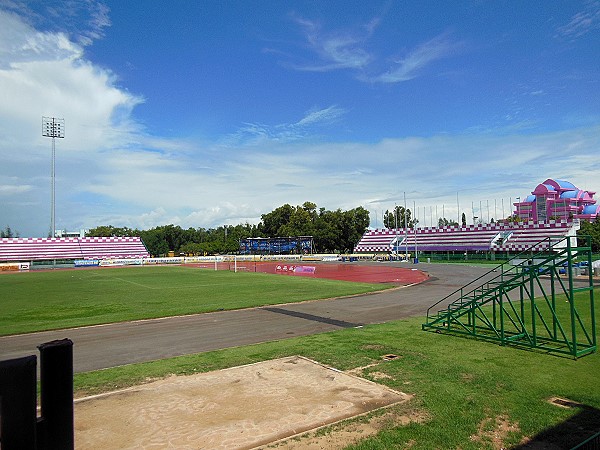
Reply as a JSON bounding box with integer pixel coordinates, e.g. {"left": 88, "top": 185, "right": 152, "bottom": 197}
{"left": 87, "top": 202, "right": 371, "bottom": 256}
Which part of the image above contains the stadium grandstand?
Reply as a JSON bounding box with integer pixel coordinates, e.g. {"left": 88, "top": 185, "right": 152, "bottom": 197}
{"left": 354, "top": 219, "right": 579, "bottom": 256}
{"left": 0, "top": 236, "right": 149, "bottom": 264}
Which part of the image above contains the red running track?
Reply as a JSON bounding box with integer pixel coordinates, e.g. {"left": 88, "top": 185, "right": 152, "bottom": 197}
{"left": 210, "top": 261, "right": 429, "bottom": 285}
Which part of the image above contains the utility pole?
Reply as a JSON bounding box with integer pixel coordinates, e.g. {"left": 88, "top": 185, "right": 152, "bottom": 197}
{"left": 404, "top": 192, "right": 408, "bottom": 261}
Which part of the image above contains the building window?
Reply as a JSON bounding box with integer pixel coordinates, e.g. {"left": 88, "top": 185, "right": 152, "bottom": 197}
{"left": 536, "top": 196, "right": 547, "bottom": 221}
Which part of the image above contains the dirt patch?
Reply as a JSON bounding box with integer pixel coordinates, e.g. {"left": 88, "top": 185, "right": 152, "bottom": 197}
{"left": 470, "top": 415, "right": 520, "bottom": 449}
{"left": 345, "top": 363, "right": 381, "bottom": 376}
{"left": 368, "top": 371, "right": 394, "bottom": 381}
{"left": 344, "top": 365, "right": 396, "bottom": 382}
{"left": 75, "top": 356, "right": 410, "bottom": 449}
{"left": 265, "top": 408, "right": 427, "bottom": 449}
{"left": 360, "top": 344, "right": 386, "bottom": 351}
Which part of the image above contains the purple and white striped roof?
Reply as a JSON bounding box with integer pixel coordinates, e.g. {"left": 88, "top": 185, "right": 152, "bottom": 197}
{"left": 354, "top": 220, "right": 576, "bottom": 253}
{"left": 0, "top": 236, "right": 150, "bottom": 262}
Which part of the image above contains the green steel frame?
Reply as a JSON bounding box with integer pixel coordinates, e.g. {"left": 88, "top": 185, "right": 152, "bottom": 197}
{"left": 422, "top": 235, "right": 596, "bottom": 358}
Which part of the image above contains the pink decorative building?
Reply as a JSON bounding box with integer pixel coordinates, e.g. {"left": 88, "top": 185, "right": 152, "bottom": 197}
{"left": 514, "top": 179, "right": 599, "bottom": 222}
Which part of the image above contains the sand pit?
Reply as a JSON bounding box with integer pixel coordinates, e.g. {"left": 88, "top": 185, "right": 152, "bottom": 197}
{"left": 75, "top": 356, "right": 409, "bottom": 449}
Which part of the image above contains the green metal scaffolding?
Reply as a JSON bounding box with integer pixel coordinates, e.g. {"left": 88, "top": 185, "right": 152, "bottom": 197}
{"left": 422, "top": 235, "right": 596, "bottom": 358}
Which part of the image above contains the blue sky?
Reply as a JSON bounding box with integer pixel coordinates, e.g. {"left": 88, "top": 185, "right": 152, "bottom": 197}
{"left": 1, "top": 1, "right": 599, "bottom": 237}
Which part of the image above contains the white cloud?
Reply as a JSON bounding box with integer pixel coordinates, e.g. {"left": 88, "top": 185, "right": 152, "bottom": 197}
{"left": 224, "top": 106, "right": 347, "bottom": 146}
{"left": 64, "top": 120, "right": 600, "bottom": 232}
{"left": 0, "top": 184, "right": 33, "bottom": 195}
{"left": 0, "top": 10, "right": 142, "bottom": 155}
{"left": 0, "top": 10, "right": 82, "bottom": 66}
{"left": 280, "top": 13, "right": 462, "bottom": 84}
{"left": 1, "top": 0, "right": 111, "bottom": 47}
{"left": 295, "top": 105, "right": 346, "bottom": 127}
{"left": 289, "top": 16, "right": 372, "bottom": 72}
{"left": 556, "top": 1, "right": 600, "bottom": 40}
{"left": 370, "top": 33, "right": 462, "bottom": 83}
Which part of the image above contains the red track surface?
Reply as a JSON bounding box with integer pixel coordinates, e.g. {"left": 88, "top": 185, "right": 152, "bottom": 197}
{"left": 229, "top": 262, "right": 429, "bottom": 285}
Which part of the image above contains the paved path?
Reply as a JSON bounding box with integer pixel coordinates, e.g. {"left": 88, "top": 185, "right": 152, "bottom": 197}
{"left": 0, "top": 264, "right": 503, "bottom": 373}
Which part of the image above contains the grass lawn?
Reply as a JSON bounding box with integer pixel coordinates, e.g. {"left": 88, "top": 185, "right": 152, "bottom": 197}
{"left": 72, "top": 289, "right": 600, "bottom": 449}
{"left": 0, "top": 266, "right": 391, "bottom": 336}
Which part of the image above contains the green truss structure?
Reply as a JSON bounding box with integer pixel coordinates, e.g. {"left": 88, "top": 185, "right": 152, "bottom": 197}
{"left": 422, "top": 235, "right": 596, "bottom": 358}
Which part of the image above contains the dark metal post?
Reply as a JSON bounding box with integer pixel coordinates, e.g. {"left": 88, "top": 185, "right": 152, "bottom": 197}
{"left": 585, "top": 236, "right": 596, "bottom": 349}
{"left": 0, "top": 355, "right": 37, "bottom": 450}
{"left": 37, "top": 339, "right": 74, "bottom": 450}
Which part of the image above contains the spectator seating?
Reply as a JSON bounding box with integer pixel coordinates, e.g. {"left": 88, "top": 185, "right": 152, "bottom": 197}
{"left": 354, "top": 220, "right": 578, "bottom": 253}
{"left": 0, "top": 237, "right": 149, "bottom": 262}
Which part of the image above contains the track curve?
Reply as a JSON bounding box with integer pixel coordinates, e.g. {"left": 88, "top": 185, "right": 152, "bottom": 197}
{"left": 0, "top": 263, "right": 489, "bottom": 373}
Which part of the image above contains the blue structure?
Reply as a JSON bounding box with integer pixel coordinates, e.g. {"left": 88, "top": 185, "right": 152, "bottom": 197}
{"left": 240, "top": 236, "right": 313, "bottom": 255}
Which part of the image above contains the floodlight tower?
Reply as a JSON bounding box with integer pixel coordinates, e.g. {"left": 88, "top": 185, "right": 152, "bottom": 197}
{"left": 42, "top": 116, "right": 65, "bottom": 238}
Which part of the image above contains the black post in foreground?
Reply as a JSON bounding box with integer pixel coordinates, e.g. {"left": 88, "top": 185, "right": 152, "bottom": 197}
{"left": 37, "top": 338, "right": 74, "bottom": 450}
{"left": 0, "top": 355, "right": 38, "bottom": 450}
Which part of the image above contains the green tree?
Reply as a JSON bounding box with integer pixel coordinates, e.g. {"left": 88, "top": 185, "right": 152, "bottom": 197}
{"left": 87, "top": 225, "right": 138, "bottom": 237}
{"left": 1, "top": 225, "right": 14, "bottom": 238}
{"left": 161, "top": 224, "right": 185, "bottom": 252}
{"left": 279, "top": 205, "right": 316, "bottom": 237}
{"left": 577, "top": 220, "right": 600, "bottom": 252}
{"left": 314, "top": 209, "right": 341, "bottom": 253}
{"left": 438, "top": 217, "right": 458, "bottom": 227}
{"left": 260, "top": 204, "right": 295, "bottom": 236}
{"left": 139, "top": 228, "right": 169, "bottom": 256}
{"left": 180, "top": 242, "right": 204, "bottom": 255}
{"left": 340, "top": 207, "right": 370, "bottom": 253}
{"left": 383, "top": 206, "right": 417, "bottom": 229}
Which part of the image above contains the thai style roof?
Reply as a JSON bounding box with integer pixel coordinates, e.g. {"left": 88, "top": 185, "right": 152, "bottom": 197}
{"left": 555, "top": 179, "right": 576, "bottom": 190}
{"left": 583, "top": 204, "right": 600, "bottom": 214}
{"left": 560, "top": 190, "right": 580, "bottom": 199}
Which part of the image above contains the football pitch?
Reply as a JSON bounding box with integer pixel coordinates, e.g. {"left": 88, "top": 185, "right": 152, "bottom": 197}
{"left": 0, "top": 265, "right": 392, "bottom": 336}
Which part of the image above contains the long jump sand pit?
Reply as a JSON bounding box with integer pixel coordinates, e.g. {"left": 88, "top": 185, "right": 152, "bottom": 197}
{"left": 75, "top": 356, "right": 409, "bottom": 449}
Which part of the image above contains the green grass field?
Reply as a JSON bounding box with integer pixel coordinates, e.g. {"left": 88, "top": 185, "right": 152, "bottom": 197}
{"left": 0, "top": 265, "right": 391, "bottom": 336}
{"left": 3, "top": 265, "right": 598, "bottom": 448}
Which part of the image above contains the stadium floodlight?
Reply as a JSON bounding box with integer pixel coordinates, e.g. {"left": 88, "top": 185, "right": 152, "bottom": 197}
{"left": 42, "top": 116, "right": 65, "bottom": 238}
